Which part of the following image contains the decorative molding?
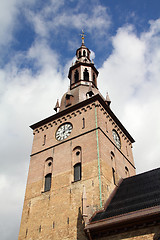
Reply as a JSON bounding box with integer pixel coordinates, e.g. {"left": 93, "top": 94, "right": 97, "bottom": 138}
{"left": 86, "top": 105, "right": 92, "bottom": 110}
{"left": 76, "top": 110, "right": 82, "bottom": 114}
{"left": 71, "top": 112, "right": 77, "bottom": 117}
{"left": 66, "top": 114, "right": 72, "bottom": 119}
{"left": 81, "top": 107, "right": 87, "bottom": 112}
{"left": 57, "top": 119, "right": 62, "bottom": 123}
{"left": 62, "top": 117, "right": 67, "bottom": 121}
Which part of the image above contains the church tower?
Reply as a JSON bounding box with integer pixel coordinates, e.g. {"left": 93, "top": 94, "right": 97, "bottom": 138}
{"left": 18, "top": 33, "right": 136, "bottom": 240}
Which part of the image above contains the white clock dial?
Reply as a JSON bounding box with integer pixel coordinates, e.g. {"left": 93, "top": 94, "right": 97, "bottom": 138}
{"left": 112, "top": 130, "right": 121, "bottom": 149}
{"left": 55, "top": 123, "right": 73, "bottom": 141}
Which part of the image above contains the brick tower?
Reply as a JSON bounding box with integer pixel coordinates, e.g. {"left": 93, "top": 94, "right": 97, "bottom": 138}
{"left": 18, "top": 33, "right": 136, "bottom": 240}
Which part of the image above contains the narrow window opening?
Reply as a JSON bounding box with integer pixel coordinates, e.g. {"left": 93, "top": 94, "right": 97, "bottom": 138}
{"left": 74, "top": 70, "right": 79, "bottom": 83}
{"left": 112, "top": 168, "right": 116, "bottom": 185}
{"left": 67, "top": 217, "right": 69, "bottom": 224}
{"left": 39, "top": 225, "right": 41, "bottom": 233}
{"left": 44, "top": 173, "right": 52, "bottom": 192}
{"left": 126, "top": 146, "right": 129, "bottom": 156}
{"left": 42, "top": 135, "right": 46, "bottom": 146}
{"left": 111, "top": 151, "right": 115, "bottom": 157}
{"left": 83, "top": 68, "right": 89, "bottom": 81}
{"left": 74, "top": 163, "right": 81, "bottom": 182}
{"left": 83, "top": 50, "right": 86, "bottom": 56}
{"left": 82, "top": 118, "right": 85, "bottom": 129}
{"left": 79, "top": 51, "right": 81, "bottom": 58}
{"left": 26, "top": 229, "right": 28, "bottom": 237}
{"left": 53, "top": 222, "right": 55, "bottom": 229}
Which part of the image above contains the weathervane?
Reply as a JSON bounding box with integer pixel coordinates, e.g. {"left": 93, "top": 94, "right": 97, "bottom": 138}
{"left": 80, "top": 29, "right": 86, "bottom": 45}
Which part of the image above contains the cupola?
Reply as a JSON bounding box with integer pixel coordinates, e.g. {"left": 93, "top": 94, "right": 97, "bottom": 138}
{"left": 68, "top": 30, "right": 99, "bottom": 90}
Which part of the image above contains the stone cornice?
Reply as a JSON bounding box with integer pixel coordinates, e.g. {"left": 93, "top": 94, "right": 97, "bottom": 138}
{"left": 30, "top": 94, "right": 135, "bottom": 143}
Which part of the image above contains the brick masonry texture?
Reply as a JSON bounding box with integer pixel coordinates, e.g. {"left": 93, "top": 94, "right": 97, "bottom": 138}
{"left": 18, "top": 101, "right": 137, "bottom": 240}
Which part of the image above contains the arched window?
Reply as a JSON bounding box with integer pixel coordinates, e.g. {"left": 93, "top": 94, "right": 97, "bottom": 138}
{"left": 74, "top": 163, "right": 81, "bottom": 182}
{"left": 83, "top": 50, "right": 86, "bottom": 56}
{"left": 74, "top": 70, "right": 79, "bottom": 83}
{"left": 44, "top": 173, "right": 52, "bottom": 191}
{"left": 79, "top": 51, "right": 81, "bottom": 58}
{"left": 83, "top": 68, "right": 89, "bottom": 81}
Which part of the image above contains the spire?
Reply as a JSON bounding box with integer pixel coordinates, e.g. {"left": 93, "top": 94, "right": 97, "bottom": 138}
{"left": 105, "top": 92, "right": 111, "bottom": 107}
{"left": 54, "top": 99, "right": 60, "bottom": 112}
{"left": 80, "top": 29, "right": 86, "bottom": 46}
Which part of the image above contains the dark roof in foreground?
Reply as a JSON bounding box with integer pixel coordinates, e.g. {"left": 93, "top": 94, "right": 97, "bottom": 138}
{"left": 91, "top": 167, "right": 160, "bottom": 222}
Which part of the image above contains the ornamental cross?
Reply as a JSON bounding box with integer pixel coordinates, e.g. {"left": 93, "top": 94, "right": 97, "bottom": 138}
{"left": 80, "top": 30, "right": 86, "bottom": 44}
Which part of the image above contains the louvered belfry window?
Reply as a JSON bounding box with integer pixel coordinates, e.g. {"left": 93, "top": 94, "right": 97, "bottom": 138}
{"left": 74, "top": 70, "right": 79, "bottom": 83}
{"left": 74, "top": 163, "right": 81, "bottom": 182}
{"left": 83, "top": 68, "right": 89, "bottom": 81}
{"left": 44, "top": 173, "right": 52, "bottom": 191}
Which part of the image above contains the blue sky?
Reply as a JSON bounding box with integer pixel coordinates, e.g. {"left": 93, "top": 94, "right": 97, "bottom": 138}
{"left": 1, "top": 0, "right": 160, "bottom": 239}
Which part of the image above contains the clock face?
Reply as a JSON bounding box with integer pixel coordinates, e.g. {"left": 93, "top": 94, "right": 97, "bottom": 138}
{"left": 112, "top": 130, "right": 121, "bottom": 149}
{"left": 55, "top": 123, "right": 73, "bottom": 141}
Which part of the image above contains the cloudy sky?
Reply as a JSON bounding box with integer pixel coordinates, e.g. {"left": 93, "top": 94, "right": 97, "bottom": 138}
{"left": 1, "top": 0, "right": 160, "bottom": 239}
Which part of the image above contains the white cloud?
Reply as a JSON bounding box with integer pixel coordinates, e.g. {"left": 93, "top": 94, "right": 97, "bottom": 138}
{"left": 98, "top": 19, "right": 160, "bottom": 174}
{"left": 1, "top": 1, "right": 160, "bottom": 239}
{"left": 0, "top": 40, "right": 68, "bottom": 239}
{"left": 25, "top": 1, "right": 111, "bottom": 39}
{"left": 0, "top": 0, "right": 19, "bottom": 46}
{"left": 0, "top": 0, "right": 37, "bottom": 49}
